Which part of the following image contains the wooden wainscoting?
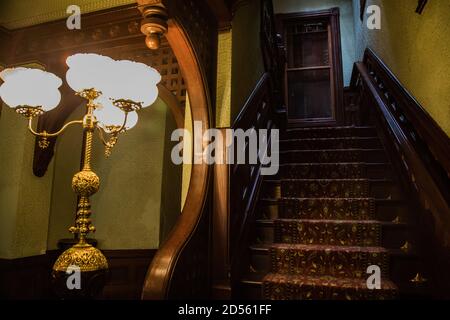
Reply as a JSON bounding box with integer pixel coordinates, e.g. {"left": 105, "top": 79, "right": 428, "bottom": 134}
{"left": 0, "top": 254, "right": 55, "bottom": 299}
{"left": 0, "top": 249, "right": 156, "bottom": 300}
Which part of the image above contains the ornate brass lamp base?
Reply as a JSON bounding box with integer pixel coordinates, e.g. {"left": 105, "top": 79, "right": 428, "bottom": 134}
{"left": 53, "top": 243, "right": 108, "bottom": 273}
{"left": 51, "top": 90, "right": 110, "bottom": 299}
{"left": 51, "top": 244, "right": 108, "bottom": 300}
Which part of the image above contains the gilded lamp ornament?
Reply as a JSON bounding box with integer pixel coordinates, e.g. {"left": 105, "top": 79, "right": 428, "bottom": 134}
{"left": 0, "top": 54, "right": 161, "bottom": 290}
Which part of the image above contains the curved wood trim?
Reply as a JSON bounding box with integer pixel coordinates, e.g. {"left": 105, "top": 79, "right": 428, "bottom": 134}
{"left": 142, "top": 18, "right": 211, "bottom": 300}
{"left": 158, "top": 84, "right": 185, "bottom": 129}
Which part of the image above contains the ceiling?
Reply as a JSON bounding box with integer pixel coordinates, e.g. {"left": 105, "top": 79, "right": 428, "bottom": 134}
{"left": 0, "top": 0, "right": 136, "bottom": 29}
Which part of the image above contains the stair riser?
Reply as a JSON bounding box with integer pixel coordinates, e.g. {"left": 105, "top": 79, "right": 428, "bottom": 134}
{"left": 258, "top": 199, "right": 406, "bottom": 222}
{"left": 280, "top": 150, "right": 387, "bottom": 164}
{"left": 282, "top": 127, "right": 378, "bottom": 140}
{"left": 275, "top": 180, "right": 401, "bottom": 200}
{"left": 255, "top": 222, "right": 408, "bottom": 249}
{"left": 276, "top": 164, "right": 393, "bottom": 180}
{"left": 280, "top": 138, "right": 381, "bottom": 151}
{"left": 250, "top": 249, "right": 419, "bottom": 286}
{"left": 250, "top": 248, "right": 389, "bottom": 279}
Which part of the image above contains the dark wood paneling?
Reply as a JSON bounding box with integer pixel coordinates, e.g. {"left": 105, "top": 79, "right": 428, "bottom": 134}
{"left": 0, "top": 254, "right": 56, "bottom": 299}
{"left": 100, "top": 250, "right": 157, "bottom": 300}
{"left": 0, "top": 249, "right": 156, "bottom": 300}
{"left": 0, "top": 27, "right": 12, "bottom": 65}
{"left": 206, "top": 0, "right": 232, "bottom": 30}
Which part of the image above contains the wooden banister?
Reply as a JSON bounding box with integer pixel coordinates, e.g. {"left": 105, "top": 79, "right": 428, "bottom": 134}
{"left": 142, "top": 0, "right": 218, "bottom": 300}
{"left": 350, "top": 48, "right": 450, "bottom": 296}
{"left": 211, "top": 0, "right": 285, "bottom": 298}
{"left": 212, "top": 72, "right": 277, "bottom": 298}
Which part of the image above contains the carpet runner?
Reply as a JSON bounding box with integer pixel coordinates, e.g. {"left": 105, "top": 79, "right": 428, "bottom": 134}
{"left": 260, "top": 126, "right": 399, "bottom": 300}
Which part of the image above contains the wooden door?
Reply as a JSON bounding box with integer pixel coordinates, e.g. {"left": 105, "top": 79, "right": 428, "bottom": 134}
{"left": 278, "top": 8, "right": 344, "bottom": 126}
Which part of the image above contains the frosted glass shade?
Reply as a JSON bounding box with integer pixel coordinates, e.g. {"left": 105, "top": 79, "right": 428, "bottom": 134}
{"left": 66, "top": 53, "right": 161, "bottom": 108}
{"left": 102, "top": 59, "right": 161, "bottom": 108}
{"left": 66, "top": 53, "right": 115, "bottom": 93}
{"left": 94, "top": 96, "right": 138, "bottom": 132}
{"left": 0, "top": 67, "right": 62, "bottom": 111}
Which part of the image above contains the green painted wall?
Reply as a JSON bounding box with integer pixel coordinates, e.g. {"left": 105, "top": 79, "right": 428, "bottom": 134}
{"left": 274, "top": 0, "right": 356, "bottom": 86}
{"left": 231, "top": 0, "right": 265, "bottom": 124}
{"left": 0, "top": 63, "right": 55, "bottom": 259}
{"left": 181, "top": 95, "right": 192, "bottom": 210}
{"left": 0, "top": 106, "right": 54, "bottom": 259}
{"left": 216, "top": 30, "right": 233, "bottom": 128}
{"left": 353, "top": 0, "right": 450, "bottom": 136}
{"left": 47, "top": 98, "right": 181, "bottom": 250}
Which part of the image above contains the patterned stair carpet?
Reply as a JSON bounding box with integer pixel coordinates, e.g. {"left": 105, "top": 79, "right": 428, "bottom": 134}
{"left": 261, "top": 127, "right": 399, "bottom": 300}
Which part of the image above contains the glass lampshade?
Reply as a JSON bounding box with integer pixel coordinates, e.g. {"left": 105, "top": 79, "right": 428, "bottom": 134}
{"left": 0, "top": 67, "right": 62, "bottom": 111}
{"left": 101, "top": 59, "right": 161, "bottom": 108}
{"left": 66, "top": 53, "right": 115, "bottom": 93}
{"left": 94, "top": 96, "right": 138, "bottom": 132}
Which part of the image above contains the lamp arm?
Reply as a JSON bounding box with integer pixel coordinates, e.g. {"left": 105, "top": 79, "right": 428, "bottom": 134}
{"left": 95, "top": 125, "right": 110, "bottom": 146}
{"left": 117, "top": 111, "right": 129, "bottom": 133}
{"left": 27, "top": 117, "right": 83, "bottom": 138}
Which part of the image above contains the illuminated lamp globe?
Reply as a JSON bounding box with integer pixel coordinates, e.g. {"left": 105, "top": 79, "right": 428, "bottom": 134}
{"left": 0, "top": 67, "right": 62, "bottom": 113}
{"left": 94, "top": 96, "right": 138, "bottom": 133}
{"left": 102, "top": 59, "right": 161, "bottom": 109}
{"left": 66, "top": 53, "right": 115, "bottom": 94}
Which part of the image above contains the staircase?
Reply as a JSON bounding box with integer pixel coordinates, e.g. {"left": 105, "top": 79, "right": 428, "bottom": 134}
{"left": 239, "top": 126, "right": 424, "bottom": 300}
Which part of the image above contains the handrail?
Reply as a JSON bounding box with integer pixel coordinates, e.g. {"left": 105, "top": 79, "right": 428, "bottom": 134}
{"left": 212, "top": 72, "right": 276, "bottom": 298}
{"left": 351, "top": 50, "right": 450, "bottom": 246}
{"left": 360, "top": 48, "right": 450, "bottom": 177}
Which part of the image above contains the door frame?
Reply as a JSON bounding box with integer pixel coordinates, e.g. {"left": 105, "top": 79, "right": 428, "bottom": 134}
{"left": 276, "top": 8, "right": 344, "bottom": 127}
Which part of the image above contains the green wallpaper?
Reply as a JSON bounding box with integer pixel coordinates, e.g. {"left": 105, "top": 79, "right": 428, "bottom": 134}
{"left": 0, "top": 63, "right": 55, "bottom": 259}
{"left": 216, "top": 30, "right": 233, "bottom": 128}
{"left": 353, "top": 0, "right": 450, "bottom": 136}
{"left": 46, "top": 98, "right": 181, "bottom": 250}
{"left": 0, "top": 106, "right": 55, "bottom": 259}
